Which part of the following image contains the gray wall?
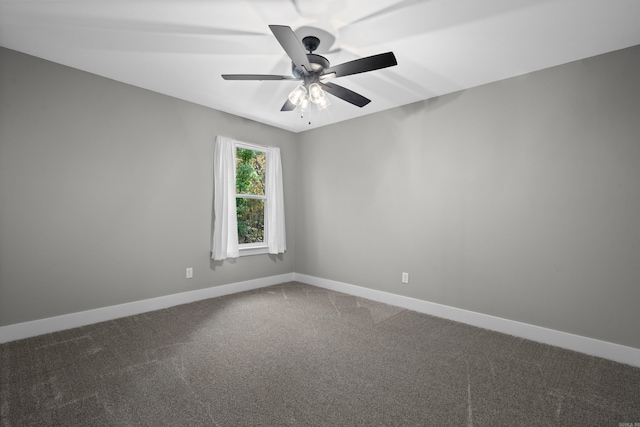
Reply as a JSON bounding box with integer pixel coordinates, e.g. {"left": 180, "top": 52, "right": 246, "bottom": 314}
{"left": 0, "top": 47, "right": 296, "bottom": 326}
{"left": 2, "top": 44, "right": 640, "bottom": 350}
{"left": 295, "top": 45, "right": 640, "bottom": 349}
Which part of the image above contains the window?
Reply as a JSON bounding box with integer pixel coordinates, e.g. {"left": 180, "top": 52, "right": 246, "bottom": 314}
{"left": 212, "top": 136, "right": 286, "bottom": 260}
{"left": 235, "top": 145, "right": 266, "bottom": 249}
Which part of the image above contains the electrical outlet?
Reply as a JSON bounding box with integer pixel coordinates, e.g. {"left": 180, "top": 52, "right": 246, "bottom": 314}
{"left": 186, "top": 268, "right": 193, "bottom": 279}
{"left": 402, "top": 272, "right": 409, "bottom": 283}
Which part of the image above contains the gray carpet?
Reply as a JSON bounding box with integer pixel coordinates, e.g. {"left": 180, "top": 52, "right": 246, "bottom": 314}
{"left": 1, "top": 282, "right": 639, "bottom": 426}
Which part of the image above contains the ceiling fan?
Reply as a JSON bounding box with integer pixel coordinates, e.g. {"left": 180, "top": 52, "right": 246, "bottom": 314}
{"left": 222, "top": 25, "right": 397, "bottom": 112}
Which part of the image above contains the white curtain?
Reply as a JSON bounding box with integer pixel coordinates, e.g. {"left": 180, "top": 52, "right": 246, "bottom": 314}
{"left": 266, "top": 147, "right": 286, "bottom": 254}
{"left": 212, "top": 136, "right": 239, "bottom": 260}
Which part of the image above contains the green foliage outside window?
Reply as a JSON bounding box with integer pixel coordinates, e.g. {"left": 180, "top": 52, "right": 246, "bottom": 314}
{"left": 236, "top": 148, "right": 266, "bottom": 244}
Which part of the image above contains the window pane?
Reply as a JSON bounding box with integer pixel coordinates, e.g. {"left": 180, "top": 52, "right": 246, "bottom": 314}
{"left": 236, "top": 148, "right": 265, "bottom": 195}
{"left": 236, "top": 197, "right": 264, "bottom": 244}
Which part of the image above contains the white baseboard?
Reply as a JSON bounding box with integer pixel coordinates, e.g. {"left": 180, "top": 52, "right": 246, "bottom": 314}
{"left": 294, "top": 273, "right": 640, "bottom": 368}
{"left": 3, "top": 271, "right": 639, "bottom": 368}
{"left": 0, "top": 273, "right": 295, "bottom": 344}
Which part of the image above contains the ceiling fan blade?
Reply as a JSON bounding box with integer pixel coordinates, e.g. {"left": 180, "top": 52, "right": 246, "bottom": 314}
{"left": 322, "top": 52, "right": 397, "bottom": 78}
{"left": 281, "top": 99, "right": 297, "bottom": 111}
{"left": 222, "top": 74, "right": 297, "bottom": 80}
{"left": 319, "top": 82, "right": 371, "bottom": 108}
{"left": 269, "top": 25, "right": 311, "bottom": 74}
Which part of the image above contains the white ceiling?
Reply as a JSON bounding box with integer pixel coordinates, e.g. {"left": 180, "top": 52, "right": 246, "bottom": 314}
{"left": 1, "top": 0, "right": 640, "bottom": 133}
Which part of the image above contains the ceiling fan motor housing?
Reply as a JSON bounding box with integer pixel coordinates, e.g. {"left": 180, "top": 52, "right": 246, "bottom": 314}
{"left": 290, "top": 35, "right": 329, "bottom": 80}
{"left": 292, "top": 53, "right": 330, "bottom": 80}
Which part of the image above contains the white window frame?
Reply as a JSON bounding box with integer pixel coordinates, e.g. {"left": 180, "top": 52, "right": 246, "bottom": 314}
{"left": 235, "top": 141, "right": 269, "bottom": 256}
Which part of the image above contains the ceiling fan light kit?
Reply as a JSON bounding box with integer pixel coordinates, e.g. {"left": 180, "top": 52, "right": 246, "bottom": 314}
{"left": 222, "top": 25, "right": 397, "bottom": 115}
{"left": 308, "top": 83, "right": 331, "bottom": 110}
{"left": 288, "top": 85, "right": 307, "bottom": 105}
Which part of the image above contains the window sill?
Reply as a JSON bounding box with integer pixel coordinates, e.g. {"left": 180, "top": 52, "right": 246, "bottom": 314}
{"left": 239, "top": 245, "right": 269, "bottom": 257}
